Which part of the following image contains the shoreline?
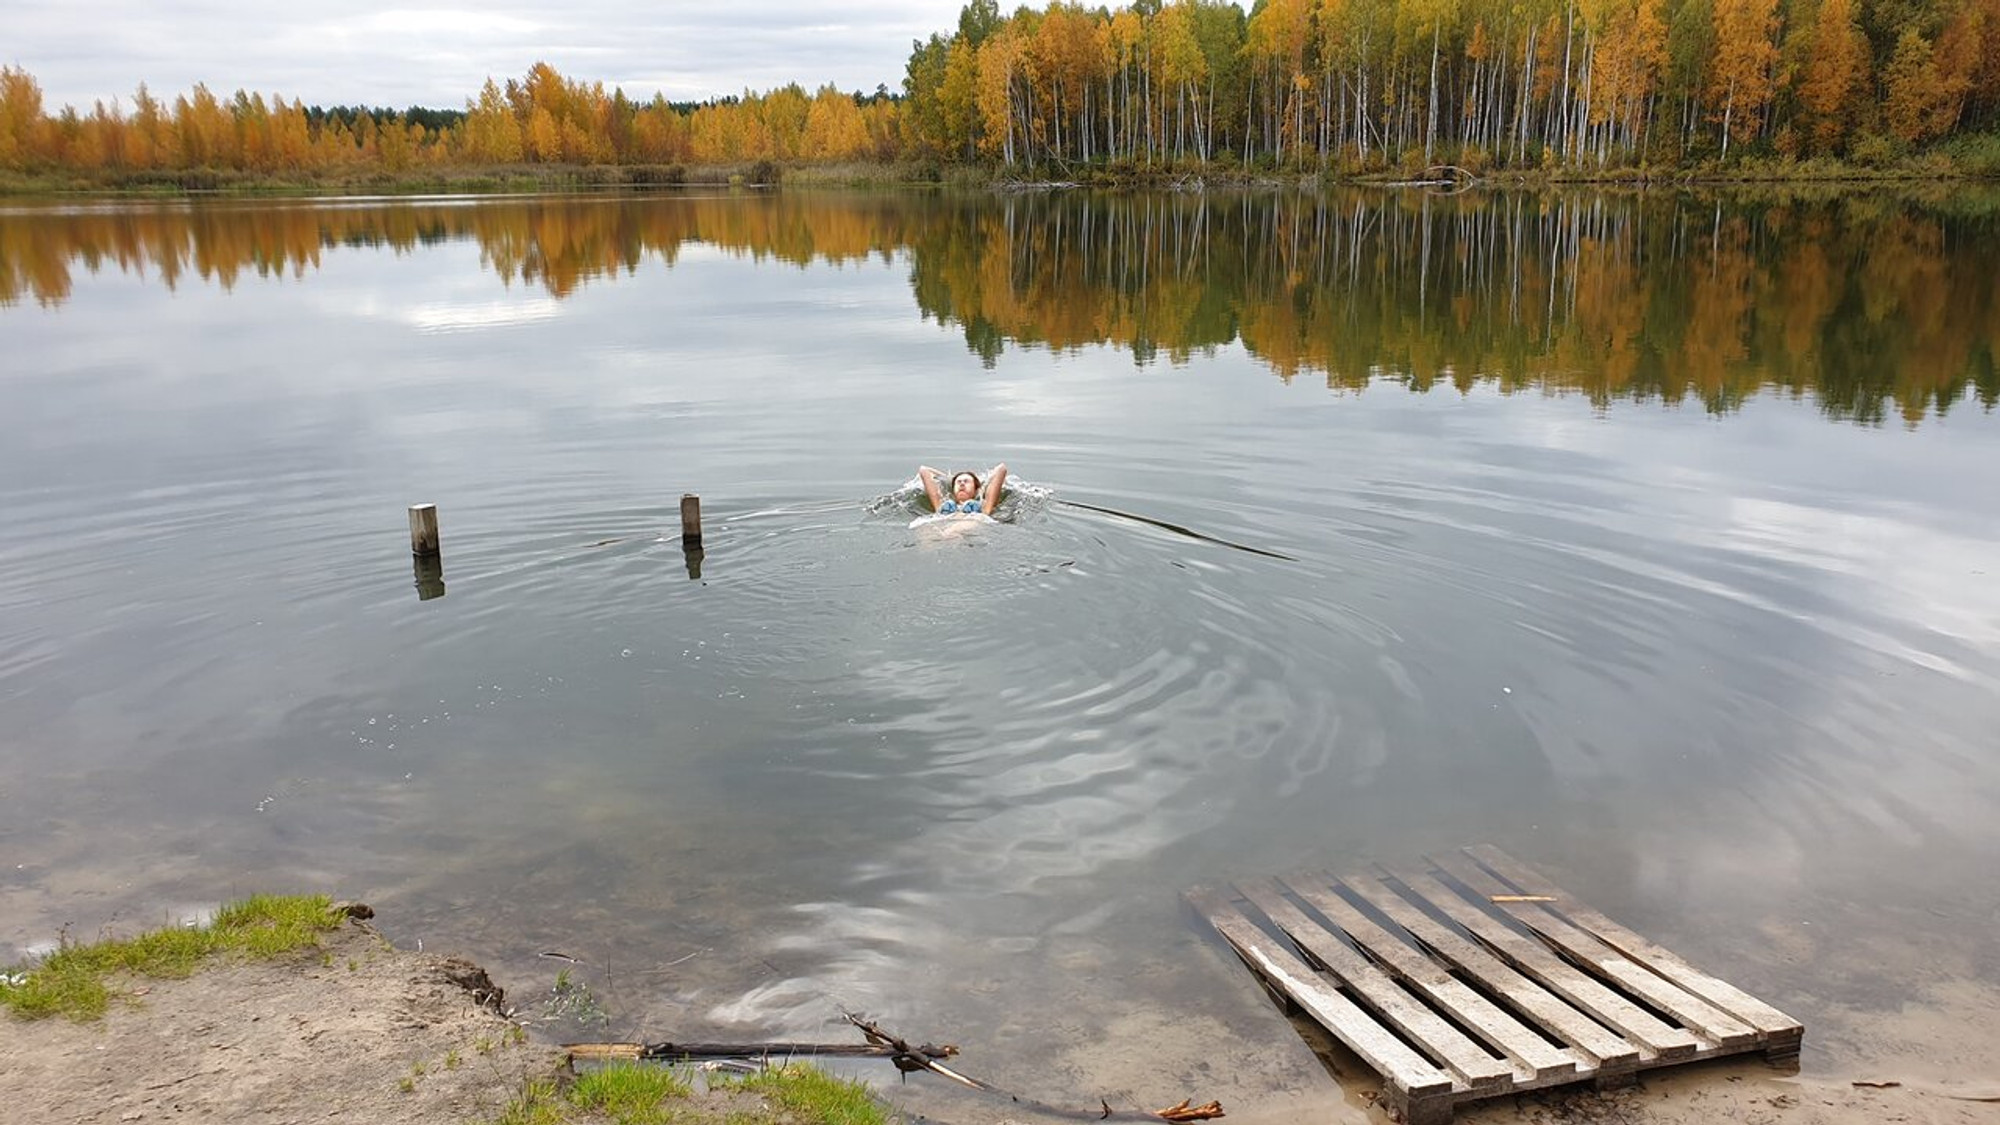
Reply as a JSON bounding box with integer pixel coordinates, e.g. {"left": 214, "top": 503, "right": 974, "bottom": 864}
{"left": 0, "top": 911, "right": 565, "bottom": 1124}
{"left": 3, "top": 156, "right": 1998, "bottom": 198}
{"left": 0, "top": 906, "right": 902, "bottom": 1125}
{"left": 5, "top": 902, "right": 1997, "bottom": 1124}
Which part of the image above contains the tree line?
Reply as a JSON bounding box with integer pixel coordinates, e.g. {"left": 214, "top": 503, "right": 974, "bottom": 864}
{"left": 1, "top": 0, "right": 1996, "bottom": 178}
{"left": 902, "top": 0, "right": 2000, "bottom": 169}
{"left": 0, "top": 63, "right": 900, "bottom": 175}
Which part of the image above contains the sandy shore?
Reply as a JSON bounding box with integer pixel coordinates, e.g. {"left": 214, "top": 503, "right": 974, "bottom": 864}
{"left": 3, "top": 911, "right": 1996, "bottom": 1125}
{"left": 0, "top": 917, "right": 562, "bottom": 1124}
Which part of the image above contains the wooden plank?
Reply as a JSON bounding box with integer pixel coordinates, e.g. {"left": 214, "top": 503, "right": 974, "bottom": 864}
{"left": 1384, "top": 866, "right": 1702, "bottom": 1060}
{"left": 1428, "top": 852, "right": 1757, "bottom": 1050}
{"left": 1185, "top": 888, "right": 1455, "bottom": 1100}
{"left": 1277, "top": 874, "right": 1580, "bottom": 1081}
{"left": 1236, "top": 879, "right": 1515, "bottom": 1091}
{"left": 1338, "top": 870, "right": 1641, "bottom": 1071}
{"left": 1462, "top": 845, "right": 1804, "bottom": 1049}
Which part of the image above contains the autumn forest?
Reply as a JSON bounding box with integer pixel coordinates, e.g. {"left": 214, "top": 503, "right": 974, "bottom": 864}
{"left": 2, "top": 0, "right": 1999, "bottom": 182}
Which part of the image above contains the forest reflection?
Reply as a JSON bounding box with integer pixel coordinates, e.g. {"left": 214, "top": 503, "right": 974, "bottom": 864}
{"left": 6, "top": 188, "right": 1997, "bottom": 425}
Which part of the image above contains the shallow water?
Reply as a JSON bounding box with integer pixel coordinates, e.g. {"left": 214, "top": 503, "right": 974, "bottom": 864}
{"left": 3, "top": 187, "right": 1998, "bottom": 1118}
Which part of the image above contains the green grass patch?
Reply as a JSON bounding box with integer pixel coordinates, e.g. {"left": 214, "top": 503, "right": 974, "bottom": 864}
{"left": 568, "top": 1063, "right": 693, "bottom": 1124}
{"left": 485, "top": 1061, "right": 885, "bottom": 1125}
{"left": 492, "top": 1077, "right": 568, "bottom": 1125}
{"left": 211, "top": 894, "right": 347, "bottom": 956}
{"left": 729, "top": 1065, "right": 885, "bottom": 1125}
{"left": 0, "top": 894, "right": 346, "bottom": 1021}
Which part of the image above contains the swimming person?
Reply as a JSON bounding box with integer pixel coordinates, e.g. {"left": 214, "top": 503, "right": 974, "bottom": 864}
{"left": 919, "top": 462, "right": 1008, "bottom": 517}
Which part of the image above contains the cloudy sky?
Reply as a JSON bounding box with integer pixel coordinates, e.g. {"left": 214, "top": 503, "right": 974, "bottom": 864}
{"left": 3, "top": 1, "right": 972, "bottom": 112}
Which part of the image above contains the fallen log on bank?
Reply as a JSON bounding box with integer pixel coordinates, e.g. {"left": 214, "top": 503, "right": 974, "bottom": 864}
{"left": 564, "top": 1012, "right": 1224, "bottom": 1122}
{"left": 564, "top": 1040, "right": 959, "bottom": 1062}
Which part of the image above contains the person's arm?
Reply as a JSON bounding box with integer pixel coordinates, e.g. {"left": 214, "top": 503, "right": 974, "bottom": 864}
{"left": 981, "top": 462, "right": 1009, "bottom": 514}
{"left": 918, "top": 464, "right": 946, "bottom": 512}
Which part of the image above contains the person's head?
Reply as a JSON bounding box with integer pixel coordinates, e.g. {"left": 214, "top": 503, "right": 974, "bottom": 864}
{"left": 950, "top": 471, "right": 981, "bottom": 501}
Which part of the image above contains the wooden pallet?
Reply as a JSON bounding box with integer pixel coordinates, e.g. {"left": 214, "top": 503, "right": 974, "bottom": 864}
{"left": 1187, "top": 845, "right": 1803, "bottom": 1125}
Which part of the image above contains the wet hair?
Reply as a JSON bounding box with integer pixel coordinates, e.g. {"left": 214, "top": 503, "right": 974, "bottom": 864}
{"left": 951, "top": 471, "right": 981, "bottom": 495}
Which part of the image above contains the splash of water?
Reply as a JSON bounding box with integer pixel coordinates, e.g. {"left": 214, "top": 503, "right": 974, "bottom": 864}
{"left": 869, "top": 476, "right": 1057, "bottom": 525}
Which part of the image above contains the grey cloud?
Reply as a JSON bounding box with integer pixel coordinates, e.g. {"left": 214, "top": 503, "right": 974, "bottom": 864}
{"left": 2, "top": 1, "right": 960, "bottom": 110}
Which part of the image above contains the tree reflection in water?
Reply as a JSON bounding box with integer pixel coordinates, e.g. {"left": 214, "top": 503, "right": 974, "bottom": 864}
{"left": 3, "top": 187, "right": 1994, "bottom": 425}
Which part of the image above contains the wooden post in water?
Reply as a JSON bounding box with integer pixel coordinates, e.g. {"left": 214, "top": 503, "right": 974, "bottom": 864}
{"left": 407, "top": 504, "right": 444, "bottom": 600}
{"left": 679, "top": 494, "right": 702, "bottom": 550}
{"left": 680, "top": 493, "right": 705, "bottom": 580}
{"left": 408, "top": 503, "right": 441, "bottom": 556}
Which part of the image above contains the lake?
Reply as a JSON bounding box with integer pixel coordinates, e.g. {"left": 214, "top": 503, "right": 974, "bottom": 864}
{"left": 3, "top": 186, "right": 1998, "bottom": 1122}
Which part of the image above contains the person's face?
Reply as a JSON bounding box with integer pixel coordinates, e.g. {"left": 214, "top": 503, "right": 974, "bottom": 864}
{"left": 951, "top": 474, "right": 979, "bottom": 500}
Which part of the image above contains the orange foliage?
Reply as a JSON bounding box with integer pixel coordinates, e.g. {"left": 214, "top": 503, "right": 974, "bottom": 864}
{"left": 1707, "top": 0, "right": 1781, "bottom": 156}
{"left": 0, "top": 61, "right": 900, "bottom": 177}
{"left": 1883, "top": 30, "right": 1961, "bottom": 143}
{"left": 1798, "top": 0, "right": 1870, "bottom": 154}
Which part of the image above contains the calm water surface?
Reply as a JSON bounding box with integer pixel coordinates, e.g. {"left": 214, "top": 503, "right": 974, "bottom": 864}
{"left": 3, "top": 188, "right": 1998, "bottom": 1120}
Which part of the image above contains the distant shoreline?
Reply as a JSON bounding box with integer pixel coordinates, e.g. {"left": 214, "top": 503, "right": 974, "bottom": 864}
{"left": 4, "top": 156, "right": 1997, "bottom": 198}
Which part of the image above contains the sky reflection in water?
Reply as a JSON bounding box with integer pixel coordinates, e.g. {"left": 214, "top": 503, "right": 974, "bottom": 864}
{"left": 2, "top": 189, "right": 1998, "bottom": 1118}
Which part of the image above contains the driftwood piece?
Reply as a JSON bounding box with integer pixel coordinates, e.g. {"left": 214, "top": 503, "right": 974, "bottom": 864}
{"left": 845, "top": 1013, "right": 988, "bottom": 1088}
{"left": 846, "top": 1014, "right": 1225, "bottom": 1121}
{"left": 573, "top": 1014, "right": 1223, "bottom": 1123}
{"left": 564, "top": 1040, "right": 958, "bottom": 1061}
{"left": 1153, "top": 1097, "right": 1226, "bottom": 1121}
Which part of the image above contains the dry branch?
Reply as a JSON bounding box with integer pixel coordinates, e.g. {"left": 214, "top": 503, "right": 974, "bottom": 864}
{"left": 564, "top": 1039, "right": 957, "bottom": 1062}
{"left": 573, "top": 1013, "right": 1222, "bottom": 1122}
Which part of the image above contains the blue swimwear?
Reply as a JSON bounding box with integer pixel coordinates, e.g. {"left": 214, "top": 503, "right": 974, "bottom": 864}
{"left": 939, "top": 498, "right": 982, "bottom": 514}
